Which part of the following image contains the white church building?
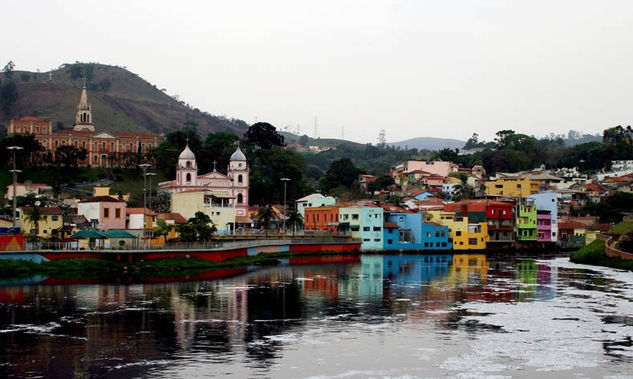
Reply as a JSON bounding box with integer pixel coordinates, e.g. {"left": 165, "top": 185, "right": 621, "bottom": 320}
{"left": 158, "top": 144, "right": 251, "bottom": 229}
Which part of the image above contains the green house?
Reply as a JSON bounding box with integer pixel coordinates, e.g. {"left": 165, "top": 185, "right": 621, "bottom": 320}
{"left": 516, "top": 204, "right": 538, "bottom": 241}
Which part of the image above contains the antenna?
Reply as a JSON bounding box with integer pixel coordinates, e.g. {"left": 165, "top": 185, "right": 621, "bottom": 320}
{"left": 314, "top": 116, "right": 318, "bottom": 139}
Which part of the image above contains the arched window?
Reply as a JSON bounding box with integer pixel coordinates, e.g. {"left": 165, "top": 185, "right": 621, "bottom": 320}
{"left": 186, "top": 161, "right": 191, "bottom": 168}
{"left": 238, "top": 174, "right": 243, "bottom": 184}
{"left": 186, "top": 173, "right": 191, "bottom": 182}
{"left": 237, "top": 193, "right": 243, "bottom": 204}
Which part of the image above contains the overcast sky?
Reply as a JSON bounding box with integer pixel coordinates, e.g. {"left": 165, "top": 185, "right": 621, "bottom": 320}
{"left": 3, "top": 0, "right": 633, "bottom": 143}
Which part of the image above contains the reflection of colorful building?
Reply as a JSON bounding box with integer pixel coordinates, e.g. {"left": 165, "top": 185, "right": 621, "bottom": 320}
{"left": 383, "top": 255, "right": 451, "bottom": 285}
{"left": 359, "top": 255, "right": 383, "bottom": 298}
{"left": 449, "top": 254, "right": 489, "bottom": 284}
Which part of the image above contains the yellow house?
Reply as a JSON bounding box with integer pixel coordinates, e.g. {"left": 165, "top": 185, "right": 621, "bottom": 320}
{"left": 484, "top": 177, "right": 539, "bottom": 198}
{"left": 171, "top": 190, "right": 236, "bottom": 235}
{"left": 94, "top": 186, "right": 130, "bottom": 202}
{"left": 425, "top": 211, "right": 488, "bottom": 250}
{"left": 17, "top": 206, "right": 64, "bottom": 238}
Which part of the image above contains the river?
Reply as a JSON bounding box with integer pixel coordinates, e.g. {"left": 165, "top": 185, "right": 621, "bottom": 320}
{"left": 1, "top": 253, "right": 633, "bottom": 378}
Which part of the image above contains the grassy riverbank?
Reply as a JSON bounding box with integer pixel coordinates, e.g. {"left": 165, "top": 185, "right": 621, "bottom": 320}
{"left": 0, "top": 251, "right": 350, "bottom": 280}
{"left": 570, "top": 240, "right": 633, "bottom": 270}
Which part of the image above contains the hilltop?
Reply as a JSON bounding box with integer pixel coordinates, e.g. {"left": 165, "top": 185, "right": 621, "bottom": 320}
{"left": 0, "top": 63, "right": 247, "bottom": 136}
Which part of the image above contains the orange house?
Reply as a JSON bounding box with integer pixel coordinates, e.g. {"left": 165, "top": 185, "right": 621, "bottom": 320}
{"left": 304, "top": 206, "right": 339, "bottom": 232}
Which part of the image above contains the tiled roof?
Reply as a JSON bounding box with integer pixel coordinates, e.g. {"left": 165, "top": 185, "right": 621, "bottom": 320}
{"left": 21, "top": 206, "right": 63, "bottom": 215}
{"left": 126, "top": 207, "right": 157, "bottom": 216}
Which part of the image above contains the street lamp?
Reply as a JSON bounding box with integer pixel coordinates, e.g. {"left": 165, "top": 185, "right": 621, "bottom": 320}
{"left": 146, "top": 172, "right": 157, "bottom": 249}
{"left": 280, "top": 177, "right": 290, "bottom": 233}
{"left": 7, "top": 146, "right": 23, "bottom": 228}
{"left": 139, "top": 163, "right": 151, "bottom": 250}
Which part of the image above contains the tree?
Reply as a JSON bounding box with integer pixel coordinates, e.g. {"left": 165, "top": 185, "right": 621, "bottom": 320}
{"left": 2, "top": 61, "right": 15, "bottom": 79}
{"left": 495, "top": 130, "right": 516, "bottom": 149}
{"left": 153, "top": 219, "right": 173, "bottom": 239}
{"left": 320, "top": 158, "right": 362, "bottom": 192}
{"left": 244, "top": 122, "right": 285, "bottom": 149}
{"left": 55, "top": 145, "right": 88, "bottom": 167}
{"left": 176, "top": 211, "right": 217, "bottom": 241}
{"left": 151, "top": 191, "right": 171, "bottom": 213}
{"left": 24, "top": 206, "right": 44, "bottom": 235}
{"left": 201, "top": 131, "right": 238, "bottom": 173}
{"left": 464, "top": 133, "right": 479, "bottom": 149}
{"left": 368, "top": 175, "right": 395, "bottom": 192}
{"left": 0, "top": 80, "right": 18, "bottom": 118}
{"left": 298, "top": 134, "right": 310, "bottom": 147}
{"left": 434, "top": 148, "right": 459, "bottom": 162}
{"left": 285, "top": 211, "right": 303, "bottom": 235}
{"left": 257, "top": 206, "right": 275, "bottom": 229}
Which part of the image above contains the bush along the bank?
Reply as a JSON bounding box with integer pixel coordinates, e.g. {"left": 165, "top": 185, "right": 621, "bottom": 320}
{"left": 570, "top": 239, "right": 633, "bottom": 270}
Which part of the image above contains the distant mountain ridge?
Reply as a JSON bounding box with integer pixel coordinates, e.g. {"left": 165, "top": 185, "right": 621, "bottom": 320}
{"left": 0, "top": 63, "right": 247, "bottom": 136}
{"left": 389, "top": 136, "right": 465, "bottom": 151}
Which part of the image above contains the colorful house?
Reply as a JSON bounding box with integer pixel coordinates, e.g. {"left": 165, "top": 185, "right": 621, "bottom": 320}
{"left": 484, "top": 177, "right": 539, "bottom": 198}
{"left": 420, "top": 222, "right": 452, "bottom": 250}
{"left": 425, "top": 211, "right": 488, "bottom": 250}
{"left": 446, "top": 199, "right": 515, "bottom": 244}
{"left": 383, "top": 212, "right": 424, "bottom": 250}
{"left": 339, "top": 206, "right": 383, "bottom": 251}
{"left": 536, "top": 210, "right": 552, "bottom": 242}
{"left": 17, "top": 206, "right": 63, "bottom": 238}
{"left": 527, "top": 192, "right": 559, "bottom": 242}
{"left": 516, "top": 204, "right": 538, "bottom": 241}
{"left": 304, "top": 206, "right": 339, "bottom": 232}
{"left": 77, "top": 196, "right": 127, "bottom": 230}
{"left": 558, "top": 220, "right": 587, "bottom": 248}
{"left": 296, "top": 193, "right": 336, "bottom": 217}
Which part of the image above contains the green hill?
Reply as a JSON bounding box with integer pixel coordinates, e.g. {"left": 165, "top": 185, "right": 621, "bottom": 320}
{"left": 0, "top": 63, "right": 248, "bottom": 136}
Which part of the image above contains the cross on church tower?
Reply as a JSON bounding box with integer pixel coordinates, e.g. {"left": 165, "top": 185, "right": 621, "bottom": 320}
{"left": 212, "top": 160, "right": 217, "bottom": 171}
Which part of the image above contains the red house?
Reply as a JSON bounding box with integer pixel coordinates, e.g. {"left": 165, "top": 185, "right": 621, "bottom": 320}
{"left": 304, "top": 206, "right": 339, "bottom": 233}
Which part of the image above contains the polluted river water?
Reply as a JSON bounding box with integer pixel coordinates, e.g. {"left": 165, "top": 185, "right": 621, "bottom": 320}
{"left": 1, "top": 253, "right": 633, "bottom": 378}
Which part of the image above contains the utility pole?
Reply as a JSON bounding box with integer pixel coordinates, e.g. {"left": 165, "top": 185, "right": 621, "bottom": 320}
{"left": 146, "top": 172, "right": 157, "bottom": 249}
{"left": 280, "top": 178, "right": 290, "bottom": 233}
{"left": 7, "top": 146, "right": 23, "bottom": 228}
{"left": 139, "top": 164, "right": 151, "bottom": 250}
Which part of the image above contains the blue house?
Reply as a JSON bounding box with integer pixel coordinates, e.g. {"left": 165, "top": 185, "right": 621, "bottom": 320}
{"left": 413, "top": 191, "right": 437, "bottom": 201}
{"left": 383, "top": 212, "right": 452, "bottom": 251}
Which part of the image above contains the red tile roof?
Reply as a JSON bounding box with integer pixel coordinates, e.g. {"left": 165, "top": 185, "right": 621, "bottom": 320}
{"left": 16, "top": 116, "right": 48, "bottom": 122}
{"left": 126, "top": 207, "right": 157, "bottom": 216}
{"left": 384, "top": 222, "right": 400, "bottom": 228}
{"left": 156, "top": 212, "right": 187, "bottom": 224}
{"left": 21, "top": 206, "right": 63, "bottom": 215}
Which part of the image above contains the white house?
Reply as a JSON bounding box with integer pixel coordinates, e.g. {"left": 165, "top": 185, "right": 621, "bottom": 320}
{"left": 296, "top": 193, "right": 336, "bottom": 217}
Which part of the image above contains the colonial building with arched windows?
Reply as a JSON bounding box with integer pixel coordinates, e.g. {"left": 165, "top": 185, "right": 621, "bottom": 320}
{"left": 7, "top": 84, "right": 163, "bottom": 167}
{"left": 158, "top": 143, "right": 250, "bottom": 220}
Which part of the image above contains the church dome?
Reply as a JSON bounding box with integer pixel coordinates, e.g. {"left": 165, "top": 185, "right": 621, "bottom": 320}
{"left": 230, "top": 146, "right": 247, "bottom": 161}
{"left": 179, "top": 144, "right": 196, "bottom": 160}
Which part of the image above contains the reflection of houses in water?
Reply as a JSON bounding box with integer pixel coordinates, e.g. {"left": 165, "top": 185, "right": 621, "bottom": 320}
{"left": 383, "top": 255, "right": 452, "bottom": 286}
{"left": 448, "top": 254, "right": 489, "bottom": 285}
{"left": 517, "top": 260, "right": 557, "bottom": 301}
{"left": 359, "top": 256, "right": 384, "bottom": 299}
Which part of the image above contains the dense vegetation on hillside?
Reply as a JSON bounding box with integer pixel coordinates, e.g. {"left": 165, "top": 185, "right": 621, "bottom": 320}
{"left": 435, "top": 127, "right": 632, "bottom": 174}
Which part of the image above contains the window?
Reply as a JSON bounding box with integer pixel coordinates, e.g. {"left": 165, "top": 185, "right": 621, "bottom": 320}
{"left": 469, "top": 238, "right": 477, "bottom": 245}
{"left": 373, "top": 226, "right": 381, "bottom": 232}
{"left": 186, "top": 161, "right": 192, "bottom": 168}
{"left": 36, "top": 126, "right": 40, "bottom": 133}
{"left": 441, "top": 242, "right": 447, "bottom": 247}
{"left": 424, "top": 242, "right": 429, "bottom": 247}
{"left": 363, "top": 238, "right": 370, "bottom": 242}
{"left": 61, "top": 140, "right": 66, "bottom": 146}
{"left": 351, "top": 226, "right": 360, "bottom": 231}
{"left": 387, "top": 239, "right": 393, "bottom": 244}
{"left": 102, "top": 142, "right": 106, "bottom": 150}
{"left": 237, "top": 193, "right": 243, "bottom": 203}
{"left": 426, "top": 232, "right": 431, "bottom": 237}
{"left": 54, "top": 140, "right": 58, "bottom": 148}
{"left": 93, "top": 155, "right": 98, "bottom": 162}
{"left": 363, "top": 226, "right": 370, "bottom": 231}
{"left": 130, "top": 143, "right": 134, "bottom": 151}
{"left": 115, "top": 208, "right": 121, "bottom": 218}
{"left": 399, "top": 216, "right": 404, "bottom": 222}
{"left": 456, "top": 231, "right": 462, "bottom": 236}
{"left": 94, "top": 142, "right": 98, "bottom": 149}
{"left": 352, "top": 214, "right": 359, "bottom": 220}
{"left": 186, "top": 173, "right": 191, "bottom": 182}
{"left": 52, "top": 216, "right": 58, "bottom": 221}
{"left": 104, "top": 208, "right": 110, "bottom": 218}
{"left": 82, "top": 141, "right": 86, "bottom": 149}
{"left": 238, "top": 174, "right": 243, "bottom": 184}
{"left": 43, "top": 127, "right": 47, "bottom": 133}
{"left": 374, "top": 238, "right": 381, "bottom": 242}
{"left": 111, "top": 142, "right": 115, "bottom": 150}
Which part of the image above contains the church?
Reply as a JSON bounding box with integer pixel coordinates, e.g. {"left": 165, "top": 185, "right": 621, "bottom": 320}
{"left": 7, "top": 83, "right": 164, "bottom": 167}
{"left": 158, "top": 143, "right": 250, "bottom": 220}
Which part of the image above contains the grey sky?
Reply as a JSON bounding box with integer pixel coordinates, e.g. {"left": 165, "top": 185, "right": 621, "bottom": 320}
{"left": 3, "top": 0, "right": 633, "bottom": 143}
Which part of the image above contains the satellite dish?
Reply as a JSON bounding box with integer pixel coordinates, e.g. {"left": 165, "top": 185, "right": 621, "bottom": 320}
{"left": 35, "top": 201, "right": 41, "bottom": 206}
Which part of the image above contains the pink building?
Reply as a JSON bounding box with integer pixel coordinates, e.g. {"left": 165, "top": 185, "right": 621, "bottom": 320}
{"left": 537, "top": 210, "right": 552, "bottom": 242}
{"left": 77, "top": 196, "right": 126, "bottom": 230}
{"left": 403, "top": 161, "right": 458, "bottom": 177}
